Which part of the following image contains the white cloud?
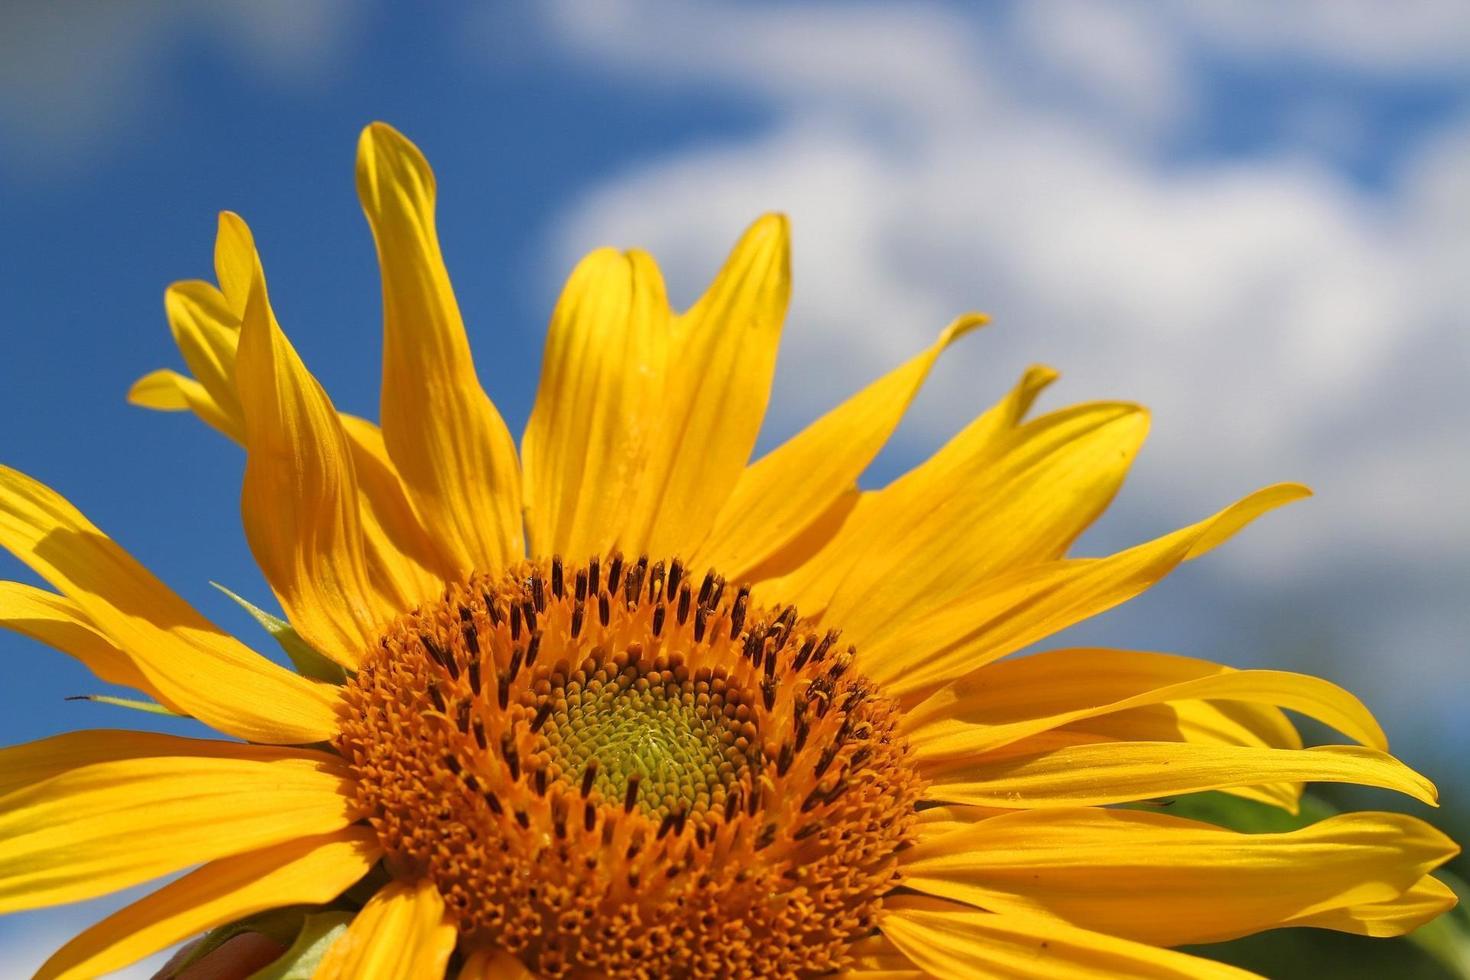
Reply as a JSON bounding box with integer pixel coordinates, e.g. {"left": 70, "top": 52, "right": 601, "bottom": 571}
{"left": 537, "top": 0, "right": 1470, "bottom": 571}
{"left": 0, "top": 0, "right": 357, "bottom": 177}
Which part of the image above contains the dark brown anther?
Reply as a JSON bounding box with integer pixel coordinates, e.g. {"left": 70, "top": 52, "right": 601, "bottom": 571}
{"left": 598, "top": 592, "right": 611, "bottom": 627}
{"left": 793, "top": 707, "right": 811, "bottom": 754}
{"left": 677, "top": 584, "right": 692, "bottom": 624}
{"left": 812, "top": 629, "right": 838, "bottom": 664}
{"left": 672, "top": 807, "right": 689, "bottom": 837}
{"left": 656, "top": 812, "right": 677, "bottom": 840}
{"left": 574, "top": 568, "right": 589, "bottom": 602}
{"left": 841, "top": 688, "right": 865, "bottom": 713}
{"left": 793, "top": 821, "right": 823, "bottom": 842}
{"left": 501, "top": 733, "right": 521, "bottom": 780}
{"left": 497, "top": 671, "right": 511, "bottom": 711}
{"left": 729, "top": 586, "right": 750, "bottom": 638}
{"left": 521, "top": 599, "right": 537, "bottom": 634}
{"left": 824, "top": 778, "right": 850, "bottom": 806}
{"left": 571, "top": 601, "right": 585, "bottom": 638}
{"left": 584, "top": 801, "right": 598, "bottom": 832}
{"left": 761, "top": 676, "right": 777, "bottom": 711}
{"left": 754, "top": 823, "right": 778, "bottom": 850}
{"left": 530, "top": 700, "right": 554, "bottom": 733}
{"left": 814, "top": 742, "right": 840, "bottom": 778}
{"left": 484, "top": 790, "right": 504, "bottom": 815}
{"left": 850, "top": 746, "right": 872, "bottom": 769}
{"left": 420, "top": 633, "right": 457, "bottom": 678}
{"left": 467, "top": 658, "right": 483, "bottom": 696}
{"left": 695, "top": 826, "right": 708, "bottom": 850}
{"left": 587, "top": 556, "right": 600, "bottom": 595}
{"left": 472, "top": 716, "right": 488, "bottom": 750}
{"left": 777, "top": 741, "right": 794, "bottom": 777}
{"left": 462, "top": 772, "right": 481, "bottom": 794}
{"left": 525, "top": 633, "right": 542, "bottom": 668}
{"left": 607, "top": 552, "right": 624, "bottom": 593}
{"left": 723, "top": 788, "right": 742, "bottom": 822}
{"left": 601, "top": 819, "right": 616, "bottom": 846}
{"left": 442, "top": 753, "right": 462, "bottom": 775}
{"left": 693, "top": 603, "right": 708, "bottom": 642}
{"left": 747, "top": 782, "right": 762, "bottom": 817}
{"left": 428, "top": 682, "right": 447, "bottom": 714}
{"left": 581, "top": 760, "right": 599, "bottom": 798}
{"left": 708, "top": 576, "right": 726, "bottom": 610}
{"left": 631, "top": 556, "right": 648, "bottom": 596}
{"left": 530, "top": 570, "right": 547, "bottom": 612}
{"left": 484, "top": 594, "right": 502, "bottom": 626}
{"left": 515, "top": 809, "right": 531, "bottom": 829}
{"left": 507, "top": 645, "right": 525, "bottom": 683}
{"left": 792, "top": 635, "right": 816, "bottom": 671}
{"left": 626, "top": 836, "right": 643, "bottom": 860}
{"left": 801, "top": 784, "right": 827, "bottom": 813}
{"left": 624, "top": 774, "right": 641, "bottom": 813}
{"left": 666, "top": 558, "right": 684, "bottom": 600}
{"left": 652, "top": 603, "right": 666, "bottom": 637}
{"left": 827, "top": 650, "right": 854, "bottom": 682}
{"left": 509, "top": 603, "right": 522, "bottom": 642}
{"left": 763, "top": 646, "right": 777, "bottom": 679}
{"left": 455, "top": 700, "right": 472, "bottom": 733}
{"left": 534, "top": 766, "right": 549, "bottom": 796}
{"left": 460, "top": 615, "right": 480, "bottom": 659}
{"left": 648, "top": 560, "right": 665, "bottom": 602}
{"left": 553, "top": 799, "right": 568, "bottom": 840}
{"left": 697, "top": 571, "right": 715, "bottom": 607}
{"left": 551, "top": 555, "right": 565, "bottom": 598}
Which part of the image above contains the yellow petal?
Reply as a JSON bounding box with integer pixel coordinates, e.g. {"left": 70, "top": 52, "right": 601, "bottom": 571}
{"left": 904, "top": 647, "right": 1384, "bottom": 762}
{"left": 922, "top": 736, "right": 1437, "bottom": 808}
{"left": 879, "top": 898, "right": 1260, "bottom": 979}
{"left": 824, "top": 400, "right": 1149, "bottom": 648}
{"left": 357, "top": 121, "right": 524, "bottom": 572}
{"left": 459, "top": 947, "right": 538, "bottom": 979}
{"left": 0, "top": 750, "right": 355, "bottom": 913}
{"left": 127, "top": 368, "right": 239, "bottom": 440}
{"left": 165, "top": 278, "right": 244, "bottom": 429}
{"left": 838, "top": 933, "right": 928, "bottom": 977}
{"left": 0, "top": 729, "right": 317, "bottom": 798}
{"left": 36, "top": 828, "right": 380, "bottom": 980}
{"left": 0, "top": 465, "right": 340, "bottom": 743}
{"left": 0, "top": 581, "right": 156, "bottom": 697}
{"left": 693, "top": 314, "right": 985, "bottom": 581}
{"left": 900, "top": 807, "right": 1458, "bottom": 946}
{"left": 1282, "top": 874, "right": 1459, "bottom": 937}
{"left": 235, "top": 258, "right": 408, "bottom": 666}
{"left": 214, "top": 210, "right": 259, "bottom": 316}
{"left": 633, "top": 214, "right": 791, "bottom": 558}
{"left": 315, "top": 878, "right": 456, "bottom": 980}
{"left": 859, "top": 483, "right": 1311, "bottom": 702}
{"left": 772, "top": 363, "right": 1059, "bottom": 614}
{"left": 521, "top": 247, "right": 671, "bottom": 560}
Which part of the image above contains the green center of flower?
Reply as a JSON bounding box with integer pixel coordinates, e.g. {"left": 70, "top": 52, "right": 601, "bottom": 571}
{"left": 536, "top": 662, "right": 758, "bottom": 820}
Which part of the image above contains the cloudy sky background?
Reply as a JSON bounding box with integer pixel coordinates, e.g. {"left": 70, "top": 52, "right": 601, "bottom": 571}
{"left": 1, "top": 1, "right": 1466, "bottom": 973}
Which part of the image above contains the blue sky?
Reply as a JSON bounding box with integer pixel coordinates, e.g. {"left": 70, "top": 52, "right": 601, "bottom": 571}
{"left": 1, "top": 1, "right": 1467, "bottom": 973}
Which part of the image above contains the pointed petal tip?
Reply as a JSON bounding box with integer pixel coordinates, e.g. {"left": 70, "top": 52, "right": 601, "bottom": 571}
{"left": 941, "top": 312, "right": 991, "bottom": 343}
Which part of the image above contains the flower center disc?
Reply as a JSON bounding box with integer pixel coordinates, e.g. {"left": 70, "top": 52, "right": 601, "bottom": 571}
{"left": 336, "top": 555, "right": 923, "bottom": 979}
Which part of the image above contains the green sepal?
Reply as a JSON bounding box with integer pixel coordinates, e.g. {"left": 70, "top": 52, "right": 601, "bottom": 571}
{"left": 212, "top": 583, "right": 349, "bottom": 684}
{"left": 163, "top": 907, "right": 306, "bottom": 977}
{"left": 63, "top": 694, "right": 184, "bottom": 716}
{"left": 247, "top": 911, "right": 355, "bottom": 980}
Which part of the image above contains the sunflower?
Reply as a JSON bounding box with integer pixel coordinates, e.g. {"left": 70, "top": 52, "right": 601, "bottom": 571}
{"left": 0, "top": 122, "right": 1457, "bottom": 980}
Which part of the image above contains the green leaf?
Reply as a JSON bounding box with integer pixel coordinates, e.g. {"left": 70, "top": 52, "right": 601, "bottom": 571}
{"left": 63, "top": 693, "right": 184, "bottom": 716}
{"left": 212, "top": 583, "right": 349, "bottom": 684}
{"left": 247, "top": 911, "right": 355, "bottom": 980}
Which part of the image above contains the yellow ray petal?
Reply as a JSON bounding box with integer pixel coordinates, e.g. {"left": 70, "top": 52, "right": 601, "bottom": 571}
{"left": 922, "top": 737, "right": 1438, "bottom": 808}
{"left": 838, "top": 933, "right": 928, "bottom": 977}
{"left": 0, "top": 750, "right": 355, "bottom": 913}
{"left": 236, "top": 259, "right": 412, "bottom": 666}
{"left": 1282, "top": 874, "right": 1459, "bottom": 937}
{"left": 879, "top": 898, "right": 1261, "bottom": 979}
{"left": 693, "top": 314, "right": 986, "bottom": 580}
{"left": 825, "top": 400, "right": 1150, "bottom": 647}
{"left": 165, "top": 278, "right": 244, "bottom": 428}
{"left": 632, "top": 214, "right": 791, "bottom": 558}
{"left": 0, "top": 466, "right": 340, "bottom": 743}
{"left": 771, "top": 363, "right": 1060, "bottom": 614}
{"left": 521, "top": 247, "right": 670, "bottom": 559}
{"left": 899, "top": 807, "right": 1458, "bottom": 946}
{"left": 315, "top": 878, "right": 456, "bottom": 980}
{"left": 0, "top": 729, "right": 317, "bottom": 798}
{"left": 36, "top": 827, "right": 380, "bottom": 980}
{"left": 859, "top": 483, "right": 1311, "bottom": 702}
{"left": 357, "top": 121, "right": 524, "bottom": 572}
{"left": 126, "top": 368, "right": 239, "bottom": 440}
{"left": 214, "top": 210, "right": 259, "bottom": 316}
{"left": 905, "top": 647, "right": 1383, "bottom": 762}
{"left": 0, "top": 581, "right": 156, "bottom": 697}
{"left": 459, "top": 947, "right": 538, "bottom": 979}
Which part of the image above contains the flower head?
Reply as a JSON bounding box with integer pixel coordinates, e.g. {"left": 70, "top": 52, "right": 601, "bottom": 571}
{"left": 0, "top": 123, "right": 1457, "bottom": 979}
